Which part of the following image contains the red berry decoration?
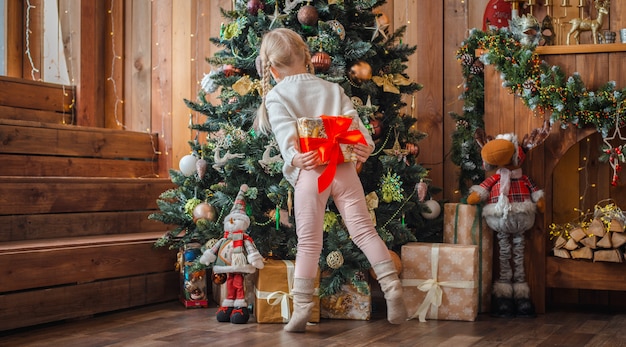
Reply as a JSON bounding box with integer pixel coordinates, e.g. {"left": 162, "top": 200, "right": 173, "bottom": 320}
{"left": 297, "top": 4, "right": 319, "bottom": 26}
{"left": 247, "top": 0, "right": 264, "bottom": 15}
{"left": 311, "top": 51, "right": 331, "bottom": 72}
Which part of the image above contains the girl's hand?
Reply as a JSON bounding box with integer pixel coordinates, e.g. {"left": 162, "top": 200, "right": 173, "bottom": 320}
{"left": 292, "top": 151, "right": 319, "bottom": 170}
{"left": 352, "top": 143, "right": 373, "bottom": 163}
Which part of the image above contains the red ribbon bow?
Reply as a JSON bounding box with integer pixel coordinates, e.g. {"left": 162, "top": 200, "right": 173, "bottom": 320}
{"left": 299, "top": 115, "right": 367, "bottom": 193}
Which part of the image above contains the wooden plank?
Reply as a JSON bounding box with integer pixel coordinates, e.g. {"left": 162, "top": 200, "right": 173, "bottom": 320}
{"left": 151, "top": 0, "right": 174, "bottom": 177}
{"left": 125, "top": 0, "right": 152, "bottom": 132}
{"left": 0, "top": 120, "right": 159, "bottom": 160}
{"left": 0, "top": 177, "right": 172, "bottom": 215}
{"left": 106, "top": 0, "right": 125, "bottom": 130}
{"left": 77, "top": 0, "right": 105, "bottom": 127}
{"left": 0, "top": 76, "right": 74, "bottom": 113}
{"left": 0, "top": 211, "right": 168, "bottom": 242}
{"left": 0, "top": 154, "right": 158, "bottom": 178}
{"left": 0, "top": 234, "right": 176, "bottom": 292}
{"left": 546, "top": 257, "right": 626, "bottom": 291}
{"left": 0, "top": 104, "right": 73, "bottom": 124}
{"left": 6, "top": 0, "right": 24, "bottom": 78}
{"left": 536, "top": 43, "right": 626, "bottom": 55}
{"left": 0, "top": 271, "right": 178, "bottom": 332}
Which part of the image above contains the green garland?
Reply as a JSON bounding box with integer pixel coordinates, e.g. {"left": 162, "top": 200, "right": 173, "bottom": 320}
{"left": 451, "top": 27, "right": 626, "bottom": 194}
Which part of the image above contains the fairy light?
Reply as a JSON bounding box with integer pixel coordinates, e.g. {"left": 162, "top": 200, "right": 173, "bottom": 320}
{"left": 108, "top": 0, "right": 125, "bottom": 129}
{"left": 24, "top": 0, "right": 40, "bottom": 80}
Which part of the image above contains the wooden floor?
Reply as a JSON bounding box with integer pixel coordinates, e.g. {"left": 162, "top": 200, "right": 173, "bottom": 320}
{"left": 2, "top": 299, "right": 626, "bottom": 347}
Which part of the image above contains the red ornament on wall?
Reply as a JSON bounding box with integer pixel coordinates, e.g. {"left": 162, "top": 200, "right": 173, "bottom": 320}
{"left": 247, "top": 0, "right": 264, "bottom": 15}
{"left": 482, "top": 0, "right": 511, "bottom": 30}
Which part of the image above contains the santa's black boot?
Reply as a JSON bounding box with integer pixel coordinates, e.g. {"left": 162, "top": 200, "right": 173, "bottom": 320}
{"left": 230, "top": 307, "right": 250, "bottom": 324}
{"left": 216, "top": 306, "right": 233, "bottom": 322}
{"left": 514, "top": 282, "right": 536, "bottom": 318}
{"left": 491, "top": 282, "right": 514, "bottom": 318}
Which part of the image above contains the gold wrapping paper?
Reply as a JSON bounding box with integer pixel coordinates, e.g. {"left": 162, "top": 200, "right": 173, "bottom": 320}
{"left": 297, "top": 116, "right": 358, "bottom": 163}
{"left": 320, "top": 282, "right": 371, "bottom": 320}
{"left": 443, "top": 203, "right": 493, "bottom": 313}
{"left": 401, "top": 242, "right": 479, "bottom": 322}
{"left": 254, "top": 259, "right": 320, "bottom": 323}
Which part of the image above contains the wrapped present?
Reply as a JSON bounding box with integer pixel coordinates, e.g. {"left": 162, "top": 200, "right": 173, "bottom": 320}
{"left": 178, "top": 243, "right": 209, "bottom": 308}
{"left": 320, "top": 281, "right": 371, "bottom": 320}
{"left": 254, "top": 259, "right": 320, "bottom": 323}
{"left": 401, "top": 242, "right": 479, "bottom": 322}
{"left": 443, "top": 203, "right": 493, "bottom": 313}
{"left": 297, "top": 115, "right": 367, "bottom": 192}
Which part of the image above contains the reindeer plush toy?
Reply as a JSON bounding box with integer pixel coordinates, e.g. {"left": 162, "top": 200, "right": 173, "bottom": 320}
{"left": 467, "top": 121, "right": 550, "bottom": 318}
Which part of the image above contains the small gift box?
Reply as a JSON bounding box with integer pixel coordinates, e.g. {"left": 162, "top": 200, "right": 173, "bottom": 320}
{"left": 443, "top": 203, "right": 493, "bottom": 313}
{"left": 297, "top": 115, "right": 359, "bottom": 164}
{"left": 254, "top": 259, "right": 320, "bottom": 323}
{"left": 401, "top": 242, "right": 479, "bottom": 322}
{"left": 320, "top": 281, "right": 371, "bottom": 320}
{"left": 297, "top": 115, "right": 367, "bottom": 192}
{"left": 179, "top": 243, "right": 209, "bottom": 308}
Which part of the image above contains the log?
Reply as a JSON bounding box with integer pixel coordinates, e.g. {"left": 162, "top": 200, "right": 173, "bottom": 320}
{"left": 553, "top": 235, "right": 567, "bottom": 249}
{"left": 593, "top": 249, "right": 624, "bottom": 263}
{"left": 597, "top": 233, "right": 613, "bottom": 249}
{"left": 588, "top": 218, "right": 606, "bottom": 238}
{"left": 569, "top": 227, "right": 588, "bottom": 242}
{"left": 553, "top": 248, "right": 571, "bottom": 259}
{"left": 579, "top": 235, "right": 598, "bottom": 249}
{"left": 570, "top": 247, "right": 593, "bottom": 260}
{"left": 609, "top": 219, "right": 625, "bottom": 232}
{"left": 611, "top": 232, "right": 626, "bottom": 248}
{"left": 564, "top": 238, "right": 580, "bottom": 251}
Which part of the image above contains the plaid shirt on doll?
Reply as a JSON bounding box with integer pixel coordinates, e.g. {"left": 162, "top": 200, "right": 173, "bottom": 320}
{"left": 479, "top": 174, "right": 540, "bottom": 204}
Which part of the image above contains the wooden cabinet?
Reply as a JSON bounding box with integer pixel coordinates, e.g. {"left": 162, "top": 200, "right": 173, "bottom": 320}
{"left": 483, "top": 45, "right": 626, "bottom": 313}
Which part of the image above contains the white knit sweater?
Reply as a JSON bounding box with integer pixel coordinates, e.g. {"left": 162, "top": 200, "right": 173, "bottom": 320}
{"left": 265, "top": 73, "right": 374, "bottom": 186}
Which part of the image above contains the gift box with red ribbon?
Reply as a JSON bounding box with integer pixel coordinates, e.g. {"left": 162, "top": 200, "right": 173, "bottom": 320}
{"left": 297, "top": 115, "right": 367, "bottom": 192}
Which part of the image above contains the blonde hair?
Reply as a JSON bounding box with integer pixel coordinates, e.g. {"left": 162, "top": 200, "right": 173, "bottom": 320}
{"left": 255, "top": 28, "right": 314, "bottom": 134}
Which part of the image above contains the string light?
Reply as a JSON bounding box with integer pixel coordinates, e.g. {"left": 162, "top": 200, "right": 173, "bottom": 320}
{"left": 108, "top": 0, "right": 124, "bottom": 129}
{"left": 24, "top": 0, "right": 40, "bottom": 80}
{"left": 61, "top": 6, "right": 76, "bottom": 125}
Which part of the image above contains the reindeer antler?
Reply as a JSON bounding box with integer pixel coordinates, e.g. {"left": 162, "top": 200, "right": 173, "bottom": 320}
{"left": 474, "top": 128, "right": 494, "bottom": 149}
{"left": 521, "top": 120, "right": 551, "bottom": 153}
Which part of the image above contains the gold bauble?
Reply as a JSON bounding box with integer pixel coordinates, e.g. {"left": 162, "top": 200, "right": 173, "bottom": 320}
{"left": 326, "top": 250, "right": 344, "bottom": 269}
{"left": 193, "top": 202, "right": 217, "bottom": 222}
{"left": 348, "top": 61, "right": 372, "bottom": 84}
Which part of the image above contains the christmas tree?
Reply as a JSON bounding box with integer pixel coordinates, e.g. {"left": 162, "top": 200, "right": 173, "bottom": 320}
{"left": 150, "top": 0, "right": 441, "bottom": 295}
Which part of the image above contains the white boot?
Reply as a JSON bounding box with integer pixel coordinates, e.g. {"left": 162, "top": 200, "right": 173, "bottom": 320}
{"left": 284, "top": 278, "right": 315, "bottom": 333}
{"left": 372, "top": 260, "right": 407, "bottom": 324}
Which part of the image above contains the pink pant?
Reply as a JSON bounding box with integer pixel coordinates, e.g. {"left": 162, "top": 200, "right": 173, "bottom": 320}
{"left": 293, "top": 162, "right": 391, "bottom": 279}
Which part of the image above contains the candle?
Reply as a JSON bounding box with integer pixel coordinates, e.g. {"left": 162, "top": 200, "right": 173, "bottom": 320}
{"left": 528, "top": 0, "right": 536, "bottom": 5}
{"left": 561, "top": 0, "right": 570, "bottom": 6}
{"left": 544, "top": 0, "right": 553, "bottom": 5}
{"left": 578, "top": 0, "right": 585, "bottom": 6}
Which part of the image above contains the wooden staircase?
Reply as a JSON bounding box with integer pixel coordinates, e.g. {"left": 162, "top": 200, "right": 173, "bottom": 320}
{"left": 0, "top": 77, "right": 178, "bottom": 331}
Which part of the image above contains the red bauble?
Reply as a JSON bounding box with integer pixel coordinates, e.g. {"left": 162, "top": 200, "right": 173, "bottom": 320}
{"left": 222, "top": 64, "right": 241, "bottom": 77}
{"left": 247, "top": 0, "right": 264, "bottom": 15}
{"left": 297, "top": 4, "right": 319, "bottom": 26}
{"left": 212, "top": 272, "right": 227, "bottom": 285}
{"left": 311, "top": 51, "right": 331, "bottom": 72}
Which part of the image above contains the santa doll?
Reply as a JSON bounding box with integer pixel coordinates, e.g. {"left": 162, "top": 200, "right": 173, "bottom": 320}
{"left": 200, "top": 184, "right": 264, "bottom": 323}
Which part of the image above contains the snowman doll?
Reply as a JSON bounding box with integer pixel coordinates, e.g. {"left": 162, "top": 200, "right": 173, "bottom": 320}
{"left": 199, "top": 184, "right": 264, "bottom": 323}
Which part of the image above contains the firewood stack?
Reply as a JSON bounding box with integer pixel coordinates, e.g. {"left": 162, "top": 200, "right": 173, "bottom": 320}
{"left": 553, "top": 217, "right": 626, "bottom": 263}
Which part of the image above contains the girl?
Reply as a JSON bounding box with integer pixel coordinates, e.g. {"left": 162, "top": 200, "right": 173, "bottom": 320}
{"left": 255, "top": 28, "right": 406, "bottom": 332}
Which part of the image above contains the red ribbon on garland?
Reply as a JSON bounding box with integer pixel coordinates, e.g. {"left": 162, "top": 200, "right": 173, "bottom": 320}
{"left": 299, "top": 115, "right": 367, "bottom": 193}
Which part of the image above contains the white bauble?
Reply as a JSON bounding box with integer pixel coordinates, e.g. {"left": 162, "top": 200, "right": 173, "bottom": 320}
{"left": 179, "top": 154, "right": 198, "bottom": 176}
{"left": 421, "top": 199, "right": 441, "bottom": 220}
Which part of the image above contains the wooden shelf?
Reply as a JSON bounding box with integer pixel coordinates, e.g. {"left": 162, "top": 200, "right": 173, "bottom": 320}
{"left": 546, "top": 257, "right": 626, "bottom": 291}
{"left": 536, "top": 43, "right": 626, "bottom": 55}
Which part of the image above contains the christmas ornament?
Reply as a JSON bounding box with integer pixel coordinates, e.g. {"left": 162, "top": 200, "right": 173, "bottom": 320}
{"left": 179, "top": 154, "right": 198, "bottom": 176}
{"left": 369, "top": 250, "right": 402, "bottom": 280}
{"left": 406, "top": 142, "right": 420, "bottom": 156}
{"left": 365, "top": 191, "right": 379, "bottom": 225}
{"left": 247, "top": 0, "right": 265, "bottom": 15}
{"left": 201, "top": 70, "right": 218, "bottom": 93}
{"left": 184, "top": 198, "right": 202, "bottom": 217}
{"left": 297, "top": 3, "right": 318, "bottom": 26}
{"left": 221, "top": 64, "right": 241, "bottom": 77}
{"left": 368, "top": 118, "right": 382, "bottom": 140}
{"left": 205, "top": 238, "right": 219, "bottom": 249}
{"left": 326, "top": 250, "right": 344, "bottom": 269}
{"left": 212, "top": 272, "right": 227, "bottom": 285}
{"left": 348, "top": 61, "right": 372, "bottom": 85}
{"left": 193, "top": 202, "right": 217, "bottom": 222}
{"left": 372, "top": 73, "right": 412, "bottom": 94}
{"left": 415, "top": 180, "right": 428, "bottom": 202}
{"left": 482, "top": 0, "right": 511, "bottom": 30}
{"left": 326, "top": 20, "right": 345, "bottom": 40}
{"left": 380, "top": 170, "right": 404, "bottom": 203}
{"left": 268, "top": 1, "right": 288, "bottom": 29}
{"left": 311, "top": 50, "right": 331, "bottom": 72}
{"left": 365, "top": 12, "right": 390, "bottom": 41}
{"left": 421, "top": 199, "right": 441, "bottom": 220}
{"left": 196, "top": 158, "right": 207, "bottom": 178}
